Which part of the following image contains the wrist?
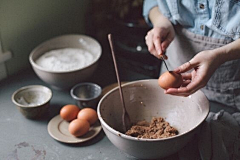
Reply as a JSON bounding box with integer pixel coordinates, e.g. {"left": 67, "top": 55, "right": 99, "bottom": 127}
{"left": 212, "top": 47, "right": 228, "bottom": 65}
{"left": 214, "top": 39, "right": 240, "bottom": 63}
{"left": 154, "top": 15, "right": 172, "bottom": 29}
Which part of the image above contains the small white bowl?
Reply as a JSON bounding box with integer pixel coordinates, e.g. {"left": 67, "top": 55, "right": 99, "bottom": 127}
{"left": 29, "top": 34, "right": 102, "bottom": 90}
{"left": 12, "top": 85, "right": 52, "bottom": 119}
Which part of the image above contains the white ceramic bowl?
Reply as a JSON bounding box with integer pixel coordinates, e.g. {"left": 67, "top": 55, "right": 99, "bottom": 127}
{"left": 97, "top": 79, "right": 209, "bottom": 159}
{"left": 12, "top": 85, "right": 52, "bottom": 119}
{"left": 29, "top": 34, "right": 102, "bottom": 90}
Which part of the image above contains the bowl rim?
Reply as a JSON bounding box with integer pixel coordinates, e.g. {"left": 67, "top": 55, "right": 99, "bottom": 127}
{"left": 12, "top": 85, "right": 53, "bottom": 108}
{"left": 97, "top": 79, "right": 210, "bottom": 142}
{"left": 29, "top": 34, "right": 102, "bottom": 73}
{"left": 70, "top": 82, "right": 102, "bottom": 101}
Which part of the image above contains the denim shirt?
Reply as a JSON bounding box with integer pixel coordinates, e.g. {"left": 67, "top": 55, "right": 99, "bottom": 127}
{"left": 143, "top": 0, "right": 240, "bottom": 41}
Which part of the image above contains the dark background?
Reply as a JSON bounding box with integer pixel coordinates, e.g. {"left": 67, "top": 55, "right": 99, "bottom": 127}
{"left": 85, "top": 0, "right": 161, "bottom": 87}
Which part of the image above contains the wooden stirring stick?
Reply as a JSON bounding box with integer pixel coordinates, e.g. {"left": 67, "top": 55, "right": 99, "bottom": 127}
{"left": 108, "top": 34, "right": 131, "bottom": 133}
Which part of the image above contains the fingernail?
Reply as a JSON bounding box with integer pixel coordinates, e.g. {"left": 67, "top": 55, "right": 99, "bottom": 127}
{"left": 158, "top": 48, "right": 162, "bottom": 55}
{"left": 158, "top": 51, "right": 162, "bottom": 55}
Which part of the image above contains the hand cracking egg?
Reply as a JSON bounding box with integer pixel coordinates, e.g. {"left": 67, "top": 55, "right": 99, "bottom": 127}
{"left": 158, "top": 71, "right": 183, "bottom": 90}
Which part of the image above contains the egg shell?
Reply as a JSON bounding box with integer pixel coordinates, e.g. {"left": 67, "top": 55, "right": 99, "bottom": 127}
{"left": 158, "top": 71, "right": 183, "bottom": 90}
{"left": 60, "top": 104, "right": 80, "bottom": 122}
{"left": 68, "top": 119, "right": 90, "bottom": 137}
{"left": 77, "top": 108, "right": 98, "bottom": 125}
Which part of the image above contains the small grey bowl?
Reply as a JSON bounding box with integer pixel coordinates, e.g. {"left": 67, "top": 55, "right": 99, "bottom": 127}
{"left": 12, "top": 85, "right": 52, "bottom": 119}
{"left": 70, "top": 82, "right": 102, "bottom": 109}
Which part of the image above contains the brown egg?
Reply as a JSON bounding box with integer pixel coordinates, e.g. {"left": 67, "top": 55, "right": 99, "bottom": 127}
{"left": 77, "top": 108, "right": 98, "bottom": 125}
{"left": 158, "top": 71, "right": 183, "bottom": 90}
{"left": 60, "top": 104, "right": 80, "bottom": 122}
{"left": 68, "top": 119, "right": 90, "bottom": 137}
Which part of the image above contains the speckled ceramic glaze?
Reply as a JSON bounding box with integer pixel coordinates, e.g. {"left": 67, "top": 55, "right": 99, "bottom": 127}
{"left": 12, "top": 85, "right": 52, "bottom": 119}
{"left": 97, "top": 79, "right": 209, "bottom": 159}
{"left": 29, "top": 34, "right": 102, "bottom": 90}
{"left": 70, "top": 82, "right": 102, "bottom": 110}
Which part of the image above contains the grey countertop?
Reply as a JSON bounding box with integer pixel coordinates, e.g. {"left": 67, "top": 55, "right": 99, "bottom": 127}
{"left": 0, "top": 68, "right": 234, "bottom": 160}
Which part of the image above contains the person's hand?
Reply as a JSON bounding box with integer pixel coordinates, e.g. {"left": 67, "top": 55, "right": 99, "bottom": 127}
{"left": 145, "top": 10, "right": 175, "bottom": 59}
{"left": 165, "top": 50, "right": 223, "bottom": 96}
{"left": 145, "top": 25, "right": 175, "bottom": 59}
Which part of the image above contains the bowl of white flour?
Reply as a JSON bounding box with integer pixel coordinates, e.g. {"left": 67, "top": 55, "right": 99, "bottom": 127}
{"left": 29, "top": 34, "right": 102, "bottom": 90}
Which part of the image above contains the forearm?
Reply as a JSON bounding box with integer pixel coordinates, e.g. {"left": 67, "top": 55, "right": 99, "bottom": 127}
{"left": 149, "top": 7, "right": 172, "bottom": 28}
{"left": 214, "top": 38, "right": 240, "bottom": 64}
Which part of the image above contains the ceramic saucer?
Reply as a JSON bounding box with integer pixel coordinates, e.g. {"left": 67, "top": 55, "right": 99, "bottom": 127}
{"left": 48, "top": 115, "right": 102, "bottom": 143}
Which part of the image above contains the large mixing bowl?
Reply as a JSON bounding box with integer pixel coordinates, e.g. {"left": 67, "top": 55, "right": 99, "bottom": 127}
{"left": 97, "top": 79, "right": 209, "bottom": 159}
{"left": 29, "top": 34, "right": 102, "bottom": 90}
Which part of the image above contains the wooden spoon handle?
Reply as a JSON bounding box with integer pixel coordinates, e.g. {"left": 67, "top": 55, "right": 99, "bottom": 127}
{"left": 108, "top": 34, "right": 131, "bottom": 132}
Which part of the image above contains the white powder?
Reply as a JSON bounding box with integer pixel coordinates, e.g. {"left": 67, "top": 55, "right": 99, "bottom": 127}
{"left": 17, "top": 91, "right": 47, "bottom": 107}
{"left": 35, "top": 48, "right": 95, "bottom": 71}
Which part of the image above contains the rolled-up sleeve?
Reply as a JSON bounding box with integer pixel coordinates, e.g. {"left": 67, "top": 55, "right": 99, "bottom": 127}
{"left": 143, "top": 0, "right": 177, "bottom": 27}
{"left": 143, "top": 0, "right": 158, "bottom": 27}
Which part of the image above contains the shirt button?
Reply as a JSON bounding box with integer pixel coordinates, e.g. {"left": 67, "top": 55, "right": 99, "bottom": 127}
{"left": 199, "top": 3, "right": 205, "bottom": 9}
{"left": 200, "top": 25, "right": 204, "bottom": 30}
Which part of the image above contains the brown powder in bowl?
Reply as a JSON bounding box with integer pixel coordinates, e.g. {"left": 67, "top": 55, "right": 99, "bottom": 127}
{"left": 125, "top": 117, "right": 178, "bottom": 139}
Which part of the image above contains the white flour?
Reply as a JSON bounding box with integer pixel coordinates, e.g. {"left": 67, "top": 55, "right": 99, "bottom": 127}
{"left": 17, "top": 91, "right": 47, "bottom": 107}
{"left": 35, "top": 48, "right": 95, "bottom": 71}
